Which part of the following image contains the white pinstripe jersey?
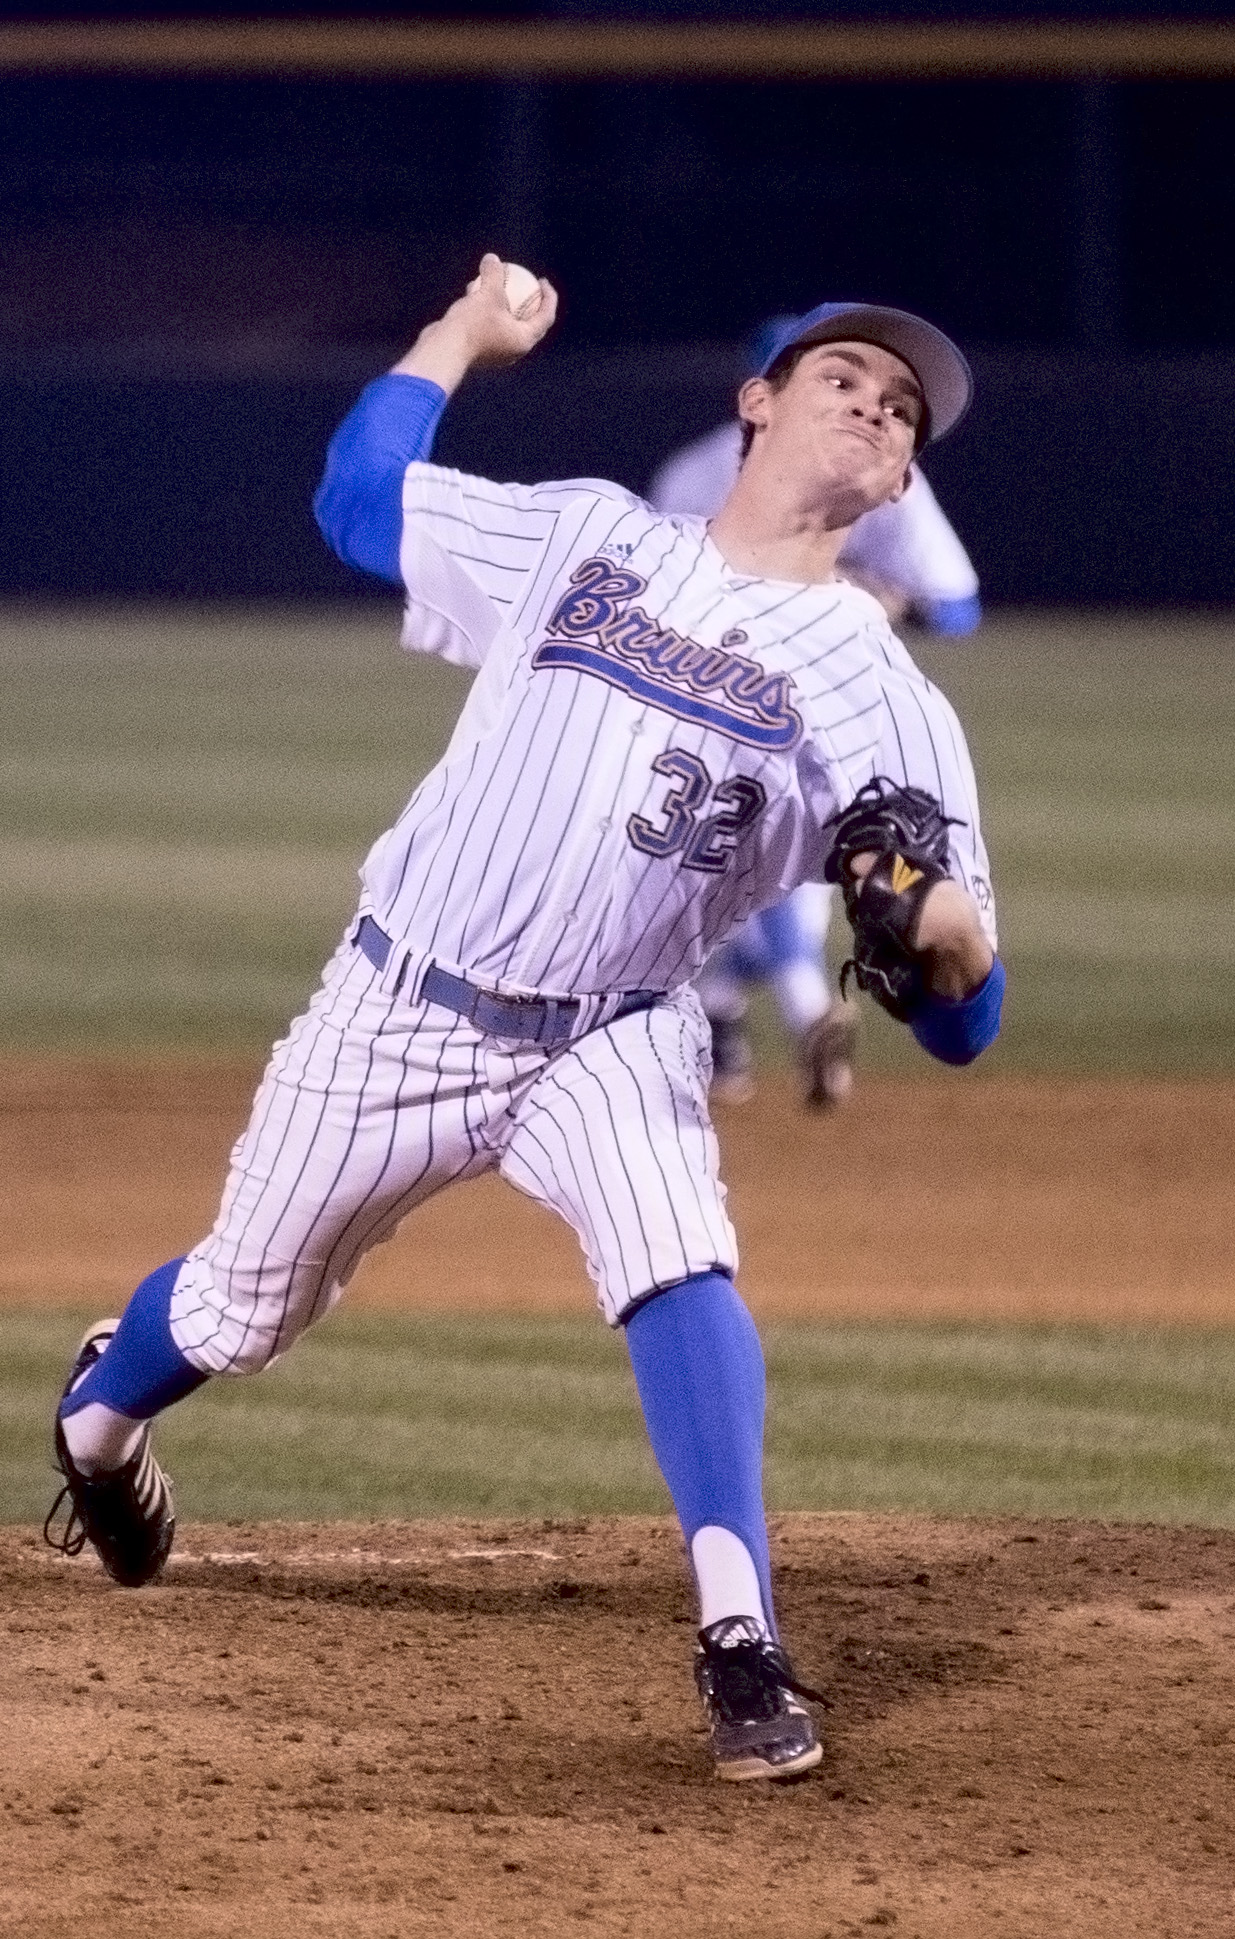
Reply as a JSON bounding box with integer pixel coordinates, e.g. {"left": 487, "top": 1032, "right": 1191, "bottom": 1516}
{"left": 360, "top": 465, "right": 997, "bottom": 1000}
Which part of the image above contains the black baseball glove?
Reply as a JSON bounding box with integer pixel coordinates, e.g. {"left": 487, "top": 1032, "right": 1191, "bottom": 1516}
{"left": 823, "top": 779, "right": 957, "bottom": 1022}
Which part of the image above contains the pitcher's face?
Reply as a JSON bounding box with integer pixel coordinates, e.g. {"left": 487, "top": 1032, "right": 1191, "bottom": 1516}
{"left": 738, "top": 340, "right": 922, "bottom": 523}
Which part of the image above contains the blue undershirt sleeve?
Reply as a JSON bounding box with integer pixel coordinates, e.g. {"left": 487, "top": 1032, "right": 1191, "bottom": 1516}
{"left": 910, "top": 956, "right": 1006, "bottom": 1065}
{"left": 313, "top": 373, "right": 448, "bottom": 584}
{"left": 920, "top": 593, "right": 982, "bottom": 636}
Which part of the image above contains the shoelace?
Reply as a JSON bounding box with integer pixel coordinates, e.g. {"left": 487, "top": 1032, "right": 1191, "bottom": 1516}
{"left": 43, "top": 1331, "right": 112, "bottom": 1559}
{"left": 703, "top": 1623, "right": 830, "bottom": 1716}
{"left": 43, "top": 1435, "right": 143, "bottom": 1560}
{"left": 43, "top": 1481, "right": 89, "bottom": 1558}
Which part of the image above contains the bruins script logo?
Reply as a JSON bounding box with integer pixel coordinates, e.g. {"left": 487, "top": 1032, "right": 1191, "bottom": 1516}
{"left": 535, "top": 559, "right": 803, "bottom": 752}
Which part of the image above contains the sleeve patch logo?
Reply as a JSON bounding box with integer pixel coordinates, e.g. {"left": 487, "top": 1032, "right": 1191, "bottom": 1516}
{"left": 535, "top": 558, "right": 804, "bottom": 751}
{"left": 890, "top": 855, "right": 925, "bottom": 894}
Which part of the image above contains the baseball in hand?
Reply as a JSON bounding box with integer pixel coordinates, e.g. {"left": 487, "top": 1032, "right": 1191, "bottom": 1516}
{"left": 501, "top": 262, "right": 543, "bottom": 317}
{"left": 469, "top": 259, "right": 544, "bottom": 319}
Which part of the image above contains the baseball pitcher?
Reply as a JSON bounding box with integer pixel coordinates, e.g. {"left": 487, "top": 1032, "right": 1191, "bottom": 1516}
{"left": 46, "top": 257, "right": 1004, "bottom": 1783}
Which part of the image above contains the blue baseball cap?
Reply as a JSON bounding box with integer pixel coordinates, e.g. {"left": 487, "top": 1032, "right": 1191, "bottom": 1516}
{"left": 755, "top": 302, "right": 973, "bottom": 445}
{"left": 742, "top": 316, "right": 800, "bottom": 376}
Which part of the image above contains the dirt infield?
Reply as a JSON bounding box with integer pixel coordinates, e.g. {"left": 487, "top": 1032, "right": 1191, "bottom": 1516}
{"left": 3, "top": 1056, "right": 1233, "bottom": 1323}
{"left": 5, "top": 1059, "right": 1235, "bottom": 1934}
{"left": 5, "top": 1513, "right": 1235, "bottom": 1938}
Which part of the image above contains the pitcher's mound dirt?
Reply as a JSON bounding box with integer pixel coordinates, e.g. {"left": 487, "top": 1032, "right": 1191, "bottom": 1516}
{"left": 4, "top": 1514, "right": 1234, "bottom": 1939}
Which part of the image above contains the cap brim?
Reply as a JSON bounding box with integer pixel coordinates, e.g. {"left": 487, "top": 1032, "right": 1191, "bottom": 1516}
{"left": 770, "top": 303, "right": 973, "bottom": 443}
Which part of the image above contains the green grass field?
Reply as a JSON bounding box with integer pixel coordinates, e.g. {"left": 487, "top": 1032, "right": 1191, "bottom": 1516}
{"left": 4, "top": 603, "right": 1234, "bottom": 1068}
{"left": 5, "top": 605, "right": 1235, "bottom": 1529}
{"left": 8, "top": 1309, "right": 1235, "bottom": 1529}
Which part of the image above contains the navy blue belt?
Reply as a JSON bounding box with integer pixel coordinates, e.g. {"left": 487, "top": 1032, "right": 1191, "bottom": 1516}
{"left": 355, "top": 916, "right": 658, "bottom": 1047}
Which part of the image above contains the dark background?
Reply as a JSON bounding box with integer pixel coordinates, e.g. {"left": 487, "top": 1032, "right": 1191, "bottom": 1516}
{"left": 2, "top": 6, "right": 1233, "bottom": 602}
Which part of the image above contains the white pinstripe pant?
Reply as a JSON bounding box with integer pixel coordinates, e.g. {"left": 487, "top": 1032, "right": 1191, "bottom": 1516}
{"left": 170, "top": 927, "right": 738, "bottom": 1374}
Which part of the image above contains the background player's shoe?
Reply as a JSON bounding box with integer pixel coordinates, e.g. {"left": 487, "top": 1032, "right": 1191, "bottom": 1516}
{"left": 708, "top": 1016, "right": 756, "bottom": 1105}
{"left": 694, "top": 1616, "right": 825, "bottom": 1780}
{"left": 43, "top": 1319, "right": 176, "bottom": 1587}
{"left": 798, "top": 999, "right": 860, "bottom": 1111}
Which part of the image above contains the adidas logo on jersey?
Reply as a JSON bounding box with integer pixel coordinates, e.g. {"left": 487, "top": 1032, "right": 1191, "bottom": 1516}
{"left": 537, "top": 558, "right": 804, "bottom": 752}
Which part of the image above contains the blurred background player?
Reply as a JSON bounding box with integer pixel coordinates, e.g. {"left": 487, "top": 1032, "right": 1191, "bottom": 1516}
{"left": 648, "top": 316, "right": 982, "bottom": 1107}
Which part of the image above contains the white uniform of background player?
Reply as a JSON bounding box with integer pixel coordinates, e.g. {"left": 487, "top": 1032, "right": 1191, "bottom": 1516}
{"left": 649, "top": 326, "right": 981, "bottom": 1106}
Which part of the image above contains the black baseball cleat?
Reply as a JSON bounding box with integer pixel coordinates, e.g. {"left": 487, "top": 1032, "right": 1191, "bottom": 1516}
{"left": 694, "top": 1616, "right": 826, "bottom": 1781}
{"left": 43, "top": 1319, "right": 176, "bottom": 1587}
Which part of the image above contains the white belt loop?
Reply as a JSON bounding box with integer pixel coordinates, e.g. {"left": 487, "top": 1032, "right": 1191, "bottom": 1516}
{"left": 378, "top": 941, "right": 418, "bottom": 1002}
{"left": 573, "top": 992, "right": 605, "bottom": 1039}
{"left": 400, "top": 951, "right": 434, "bottom": 1006}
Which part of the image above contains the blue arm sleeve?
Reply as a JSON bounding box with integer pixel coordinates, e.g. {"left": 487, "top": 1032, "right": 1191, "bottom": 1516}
{"left": 313, "top": 373, "right": 448, "bottom": 584}
{"left": 920, "top": 593, "right": 982, "bottom": 636}
{"left": 910, "top": 957, "right": 1005, "bottom": 1066}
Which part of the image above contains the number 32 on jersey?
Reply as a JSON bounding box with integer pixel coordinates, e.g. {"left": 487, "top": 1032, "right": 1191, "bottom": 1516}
{"left": 627, "top": 750, "right": 767, "bottom": 875}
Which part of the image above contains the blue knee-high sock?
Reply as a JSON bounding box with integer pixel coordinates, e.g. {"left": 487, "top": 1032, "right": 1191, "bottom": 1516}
{"left": 59, "top": 1258, "right": 208, "bottom": 1420}
{"left": 624, "top": 1270, "right": 775, "bottom": 1632}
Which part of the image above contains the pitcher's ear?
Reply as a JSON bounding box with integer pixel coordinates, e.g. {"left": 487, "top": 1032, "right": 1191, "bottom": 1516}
{"left": 736, "top": 375, "right": 772, "bottom": 434}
